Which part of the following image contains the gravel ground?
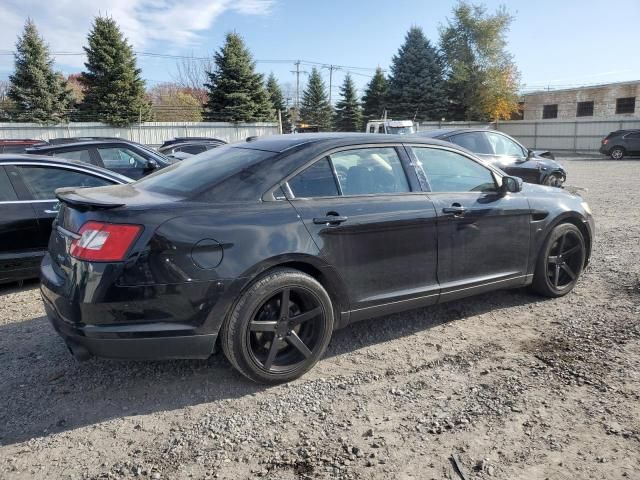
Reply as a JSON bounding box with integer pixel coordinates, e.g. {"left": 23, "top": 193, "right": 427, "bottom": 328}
{"left": 1, "top": 155, "right": 639, "bottom": 480}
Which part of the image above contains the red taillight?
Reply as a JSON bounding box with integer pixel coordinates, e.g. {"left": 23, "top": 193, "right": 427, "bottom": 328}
{"left": 602, "top": 139, "right": 608, "bottom": 145}
{"left": 70, "top": 221, "right": 142, "bottom": 262}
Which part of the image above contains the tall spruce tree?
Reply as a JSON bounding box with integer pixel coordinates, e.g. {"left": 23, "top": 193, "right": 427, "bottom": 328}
{"left": 361, "top": 67, "right": 388, "bottom": 124}
{"left": 334, "top": 74, "right": 363, "bottom": 132}
{"left": 204, "top": 33, "right": 273, "bottom": 122}
{"left": 299, "top": 67, "right": 333, "bottom": 131}
{"left": 266, "top": 73, "right": 291, "bottom": 132}
{"left": 440, "top": 2, "right": 520, "bottom": 121}
{"left": 79, "top": 16, "right": 152, "bottom": 126}
{"left": 8, "top": 19, "right": 73, "bottom": 123}
{"left": 386, "top": 27, "right": 447, "bottom": 121}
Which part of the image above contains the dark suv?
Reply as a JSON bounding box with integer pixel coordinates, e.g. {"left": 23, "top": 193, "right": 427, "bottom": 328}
{"left": 27, "top": 139, "right": 174, "bottom": 179}
{"left": 599, "top": 130, "right": 640, "bottom": 160}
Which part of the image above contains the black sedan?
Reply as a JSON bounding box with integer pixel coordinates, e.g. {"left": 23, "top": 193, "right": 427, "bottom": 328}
{"left": 40, "top": 134, "right": 594, "bottom": 383}
{"left": 417, "top": 128, "right": 566, "bottom": 187}
{"left": 0, "top": 155, "right": 131, "bottom": 284}
{"left": 27, "top": 139, "right": 175, "bottom": 179}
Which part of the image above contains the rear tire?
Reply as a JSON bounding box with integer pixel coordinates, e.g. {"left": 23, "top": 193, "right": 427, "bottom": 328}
{"left": 610, "top": 147, "right": 625, "bottom": 160}
{"left": 220, "top": 268, "right": 334, "bottom": 384}
{"left": 531, "top": 223, "right": 586, "bottom": 297}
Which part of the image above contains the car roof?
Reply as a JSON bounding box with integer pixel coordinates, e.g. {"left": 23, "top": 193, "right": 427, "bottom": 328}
{"left": 238, "top": 132, "right": 457, "bottom": 153}
{"left": 0, "top": 153, "right": 132, "bottom": 183}
{"left": 413, "top": 127, "right": 497, "bottom": 138}
{"left": 26, "top": 139, "right": 141, "bottom": 151}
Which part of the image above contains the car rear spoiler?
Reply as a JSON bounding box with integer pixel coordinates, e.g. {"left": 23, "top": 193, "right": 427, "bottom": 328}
{"left": 55, "top": 187, "right": 125, "bottom": 210}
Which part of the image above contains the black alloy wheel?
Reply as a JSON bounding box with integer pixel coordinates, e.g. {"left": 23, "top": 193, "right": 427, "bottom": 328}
{"left": 543, "top": 174, "right": 563, "bottom": 187}
{"left": 532, "top": 223, "right": 586, "bottom": 297}
{"left": 221, "top": 268, "right": 334, "bottom": 383}
{"left": 610, "top": 147, "right": 625, "bottom": 160}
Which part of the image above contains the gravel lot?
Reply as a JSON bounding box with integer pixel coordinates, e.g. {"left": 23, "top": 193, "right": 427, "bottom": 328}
{"left": 1, "top": 155, "right": 639, "bottom": 480}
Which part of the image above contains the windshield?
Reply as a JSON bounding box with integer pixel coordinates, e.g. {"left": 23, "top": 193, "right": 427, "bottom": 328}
{"left": 135, "top": 145, "right": 274, "bottom": 197}
{"left": 387, "top": 126, "right": 416, "bottom": 134}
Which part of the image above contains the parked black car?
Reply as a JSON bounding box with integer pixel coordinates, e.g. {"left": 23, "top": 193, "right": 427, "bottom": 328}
{"left": 417, "top": 129, "right": 566, "bottom": 187}
{"left": 27, "top": 139, "right": 174, "bottom": 179}
{"left": 599, "top": 129, "right": 640, "bottom": 159}
{"left": 158, "top": 139, "right": 226, "bottom": 156}
{"left": 0, "top": 155, "right": 131, "bottom": 284}
{"left": 41, "top": 134, "right": 594, "bottom": 384}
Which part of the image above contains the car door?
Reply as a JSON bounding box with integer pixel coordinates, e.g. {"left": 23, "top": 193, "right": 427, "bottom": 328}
{"left": 623, "top": 131, "right": 640, "bottom": 154}
{"left": 285, "top": 146, "right": 439, "bottom": 319}
{"left": 96, "top": 145, "right": 153, "bottom": 179}
{"left": 0, "top": 166, "right": 42, "bottom": 281}
{"left": 7, "top": 164, "right": 117, "bottom": 249}
{"left": 408, "top": 145, "right": 531, "bottom": 302}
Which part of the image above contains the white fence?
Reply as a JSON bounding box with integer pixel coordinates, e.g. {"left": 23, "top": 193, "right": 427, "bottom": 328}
{"left": 0, "top": 122, "right": 280, "bottom": 146}
{"left": 420, "top": 118, "right": 640, "bottom": 153}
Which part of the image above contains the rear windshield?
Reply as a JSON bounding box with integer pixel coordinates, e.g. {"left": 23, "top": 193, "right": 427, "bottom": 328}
{"left": 135, "top": 145, "right": 273, "bottom": 196}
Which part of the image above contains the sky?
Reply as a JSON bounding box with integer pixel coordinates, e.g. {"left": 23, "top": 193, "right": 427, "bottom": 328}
{"left": 1, "top": 0, "right": 639, "bottom": 105}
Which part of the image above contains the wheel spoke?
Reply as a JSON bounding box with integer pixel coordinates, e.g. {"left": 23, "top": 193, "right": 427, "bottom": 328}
{"left": 553, "top": 264, "right": 561, "bottom": 287}
{"left": 548, "top": 255, "right": 560, "bottom": 264}
{"left": 279, "top": 288, "right": 290, "bottom": 319}
{"left": 562, "top": 244, "right": 580, "bottom": 258}
{"left": 249, "top": 320, "right": 278, "bottom": 332}
{"left": 557, "top": 234, "right": 566, "bottom": 255}
{"left": 561, "top": 263, "right": 576, "bottom": 280}
{"left": 263, "top": 338, "right": 281, "bottom": 370}
{"left": 289, "top": 307, "right": 322, "bottom": 327}
{"left": 286, "top": 331, "right": 312, "bottom": 358}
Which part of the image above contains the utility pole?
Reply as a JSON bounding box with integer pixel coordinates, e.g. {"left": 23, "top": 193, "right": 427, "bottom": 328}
{"left": 291, "top": 60, "right": 301, "bottom": 109}
{"left": 324, "top": 64, "right": 339, "bottom": 105}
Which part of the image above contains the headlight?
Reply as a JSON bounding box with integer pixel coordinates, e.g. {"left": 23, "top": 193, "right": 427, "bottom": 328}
{"left": 581, "top": 201, "right": 592, "bottom": 215}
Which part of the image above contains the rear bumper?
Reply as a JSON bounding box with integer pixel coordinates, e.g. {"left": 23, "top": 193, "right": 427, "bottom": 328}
{"left": 599, "top": 145, "right": 609, "bottom": 154}
{"left": 42, "top": 289, "right": 217, "bottom": 360}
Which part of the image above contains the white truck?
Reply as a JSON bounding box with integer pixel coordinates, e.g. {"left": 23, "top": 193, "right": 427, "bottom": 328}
{"left": 365, "top": 119, "right": 416, "bottom": 135}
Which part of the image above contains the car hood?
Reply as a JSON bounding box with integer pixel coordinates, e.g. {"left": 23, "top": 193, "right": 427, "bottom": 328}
{"left": 531, "top": 155, "right": 565, "bottom": 173}
{"left": 521, "top": 181, "right": 579, "bottom": 198}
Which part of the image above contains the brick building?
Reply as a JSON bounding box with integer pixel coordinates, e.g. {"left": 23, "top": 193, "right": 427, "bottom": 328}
{"left": 521, "top": 80, "right": 639, "bottom": 120}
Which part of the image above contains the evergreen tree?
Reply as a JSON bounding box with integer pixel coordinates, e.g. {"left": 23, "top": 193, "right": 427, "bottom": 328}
{"left": 299, "top": 67, "right": 333, "bottom": 131}
{"left": 79, "top": 16, "right": 152, "bottom": 126}
{"left": 439, "top": 2, "right": 520, "bottom": 121}
{"left": 266, "top": 73, "right": 291, "bottom": 132}
{"left": 8, "top": 19, "right": 73, "bottom": 123}
{"left": 204, "top": 32, "right": 273, "bottom": 122}
{"left": 334, "top": 74, "right": 363, "bottom": 132}
{"left": 386, "top": 27, "right": 447, "bottom": 121}
{"left": 361, "top": 67, "right": 388, "bottom": 124}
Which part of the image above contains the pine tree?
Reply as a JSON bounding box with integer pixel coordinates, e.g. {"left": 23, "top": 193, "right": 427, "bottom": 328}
{"left": 386, "top": 27, "right": 447, "bottom": 121}
{"left": 266, "top": 73, "right": 291, "bottom": 132}
{"left": 79, "top": 16, "right": 152, "bottom": 126}
{"left": 334, "top": 74, "right": 363, "bottom": 132}
{"left": 361, "top": 67, "right": 388, "bottom": 124}
{"left": 8, "top": 19, "right": 73, "bottom": 123}
{"left": 299, "top": 67, "right": 333, "bottom": 131}
{"left": 204, "top": 32, "right": 273, "bottom": 122}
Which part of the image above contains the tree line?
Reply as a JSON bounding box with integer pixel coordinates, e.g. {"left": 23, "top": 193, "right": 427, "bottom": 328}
{"left": 1, "top": 2, "right": 520, "bottom": 129}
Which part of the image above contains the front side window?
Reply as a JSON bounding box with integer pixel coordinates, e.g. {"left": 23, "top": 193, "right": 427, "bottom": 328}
{"left": 0, "top": 167, "right": 18, "bottom": 201}
{"left": 485, "top": 132, "right": 526, "bottom": 157}
{"left": 289, "top": 158, "right": 339, "bottom": 198}
{"left": 13, "top": 166, "right": 113, "bottom": 200}
{"left": 51, "top": 149, "right": 92, "bottom": 163}
{"left": 330, "top": 147, "right": 410, "bottom": 195}
{"left": 98, "top": 147, "right": 148, "bottom": 169}
{"left": 449, "top": 132, "right": 493, "bottom": 155}
{"left": 412, "top": 147, "right": 496, "bottom": 193}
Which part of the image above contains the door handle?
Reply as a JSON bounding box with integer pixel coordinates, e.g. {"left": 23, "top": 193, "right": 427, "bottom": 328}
{"left": 313, "top": 215, "right": 348, "bottom": 225}
{"left": 44, "top": 209, "right": 58, "bottom": 214}
{"left": 442, "top": 205, "right": 467, "bottom": 215}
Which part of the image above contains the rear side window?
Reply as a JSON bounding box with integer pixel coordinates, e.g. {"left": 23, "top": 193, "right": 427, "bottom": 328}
{"left": 12, "top": 166, "right": 113, "bottom": 200}
{"left": 412, "top": 147, "right": 496, "bottom": 193}
{"left": 449, "top": 132, "right": 493, "bottom": 155}
{"left": 626, "top": 132, "right": 640, "bottom": 139}
{"left": 135, "top": 145, "right": 273, "bottom": 196}
{"left": 289, "top": 158, "right": 339, "bottom": 198}
{"left": 0, "top": 167, "right": 18, "bottom": 201}
{"left": 51, "top": 149, "right": 92, "bottom": 163}
{"left": 178, "top": 144, "right": 207, "bottom": 154}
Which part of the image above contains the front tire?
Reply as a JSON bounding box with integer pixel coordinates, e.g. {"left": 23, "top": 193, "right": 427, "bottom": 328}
{"left": 610, "top": 147, "right": 625, "bottom": 160}
{"left": 543, "top": 173, "right": 563, "bottom": 187}
{"left": 221, "top": 268, "right": 334, "bottom": 384}
{"left": 531, "top": 223, "right": 586, "bottom": 297}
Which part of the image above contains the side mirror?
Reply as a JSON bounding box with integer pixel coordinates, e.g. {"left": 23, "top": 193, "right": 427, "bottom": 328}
{"left": 146, "top": 159, "right": 158, "bottom": 170}
{"left": 501, "top": 175, "right": 523, "bottom": 194}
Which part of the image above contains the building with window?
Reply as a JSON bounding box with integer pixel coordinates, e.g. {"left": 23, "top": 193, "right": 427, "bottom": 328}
{"left": 521, "top": 80, "right": 639, "bottom": 120}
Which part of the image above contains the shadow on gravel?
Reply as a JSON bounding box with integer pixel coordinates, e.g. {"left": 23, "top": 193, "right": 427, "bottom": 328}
{"left": 0, "top": 287, "right": 544, "bottom": 446}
